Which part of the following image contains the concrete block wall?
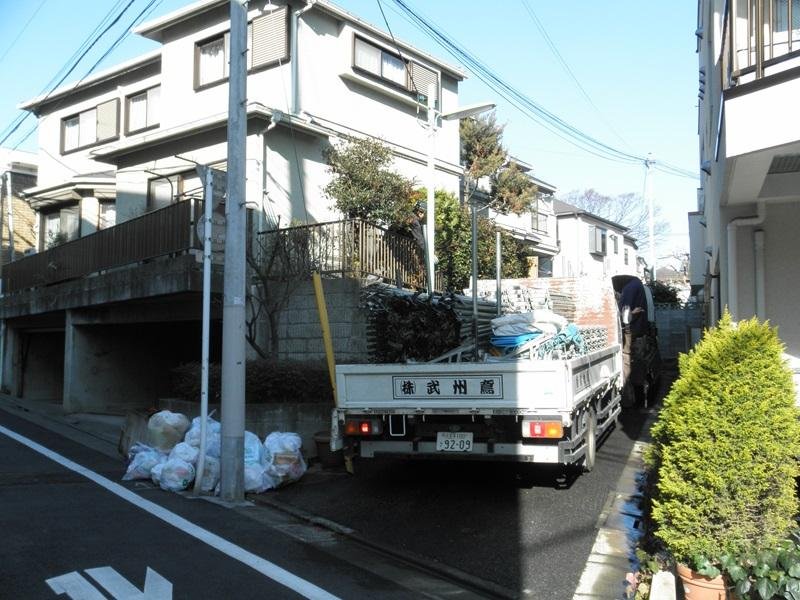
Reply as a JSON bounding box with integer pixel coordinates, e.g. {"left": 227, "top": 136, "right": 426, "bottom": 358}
{"left": 654, "top": 304, "right": 705, "bottom": 360}
{"left": 272, "top": 277, "right": 370, "bottom": 363}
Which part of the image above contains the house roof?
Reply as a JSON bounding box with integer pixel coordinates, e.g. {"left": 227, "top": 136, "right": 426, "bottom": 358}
{"left": 18, "top": 50, "right": 161, "bottom": 114}
{"left": 134, "top": 0, "right": 466, "bottom": 79}
{"left": 23, "top": 174, "right": 116, "bottom": 209}
{"left": 507, "top": 156, "right": 557, "bottom": 195}
{"left": 553, "top": 199, "right": 629, "bottom": 232}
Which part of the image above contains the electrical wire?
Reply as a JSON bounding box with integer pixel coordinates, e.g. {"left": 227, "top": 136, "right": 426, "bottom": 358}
{"left": 0, "top": 0, "right": 50, "bottom": 64}
{"left": 388, "top": 0, "right": 698, "bottom": 180}
{"left": 0, "top": 0, "right": 140, "bottom": 148}
{"left": 519, "top": 0, "right": 632, "bottom": 152}
{"left": 11, "top": 0, "right": 162, "bottom": 151}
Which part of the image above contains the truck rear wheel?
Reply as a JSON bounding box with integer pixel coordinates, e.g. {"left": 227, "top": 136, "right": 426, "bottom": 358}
{"left": 581, "top": 408, "right": 597, "bottom": 473}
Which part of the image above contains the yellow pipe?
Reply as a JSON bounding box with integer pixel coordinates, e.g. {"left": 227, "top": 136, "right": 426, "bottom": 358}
{"left": 312, "top": 271, "right": 338, "bottom": 407}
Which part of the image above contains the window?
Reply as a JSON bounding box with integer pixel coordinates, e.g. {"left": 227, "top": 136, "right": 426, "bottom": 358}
{"left": 42, "top": 205, "right": 80, "bottom": 249}
{"left": 99, "top": 202, "right": 116, "bottom": 230}
{"left": 354, "top": 37, "right": 409, "bottom": 89}
{"left": 147, "top": 171, "right": 203, "bottom": 211}
{"left": 588, "top": 225, "right": 607, "bottom": 255}
{"left": 195, "top": 8, "right": 289, "bottom": 89}
{"left": 773, "top": 0, "right": 800, "bottom": 34}
{"left": 624, "top": 248, "right": 629, "bottom": 266}
{"left": 612, "top": 234, "right": 619, "bottom": 254}
{"left": 61, "top": 99, "right": 119, "bottom": 153}
{"left": 126, "top": 86, "right": 160, "bottom": 133}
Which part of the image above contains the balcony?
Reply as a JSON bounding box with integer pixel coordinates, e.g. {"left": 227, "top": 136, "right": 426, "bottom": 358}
{"left": 1, "top": 203, "right": 431, "bottom": 302}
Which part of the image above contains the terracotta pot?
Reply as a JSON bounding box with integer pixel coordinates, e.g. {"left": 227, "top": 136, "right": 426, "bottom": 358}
{"left": 676, "top": 563, "right": 729, "bottom": 599}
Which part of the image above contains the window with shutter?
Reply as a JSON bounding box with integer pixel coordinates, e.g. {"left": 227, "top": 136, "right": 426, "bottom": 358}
{"left": 250, "top": 7, "right": 288, "bottom": 69}
{"left": 353, "top": 36, "right": 415, "bottom": 91}
{"left": 61, "top": 99, "right": 119, "bottom": 153}
{"left": 96, "top": 99, "right": 118, "bottom": 141}
{"left": 408, "top": 61, "right": 438, "bottom": 104}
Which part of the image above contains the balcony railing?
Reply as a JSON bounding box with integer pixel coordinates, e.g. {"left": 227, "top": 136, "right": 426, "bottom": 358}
{"left": 725, "top": 0, "right": 800, "bottom": 85}
{"left": 255, "top": 219, "right": 433, "bottom": 291}
{"left": 2, "top": 209, "right": 433, "bottom": 295}
{"left": 3, "top": 200, "right": 198, "bottom": 294}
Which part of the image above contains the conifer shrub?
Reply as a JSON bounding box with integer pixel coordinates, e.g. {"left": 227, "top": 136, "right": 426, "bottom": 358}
{"left": 646, "top": 313, "right": 800, "bottom": 567}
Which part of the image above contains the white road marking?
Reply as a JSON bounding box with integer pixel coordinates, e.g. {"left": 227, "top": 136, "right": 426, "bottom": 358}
{"left": 86, "top": 566, "right": 172, "bottom": 599}
{"left": 48, "top": 567, "right": 172, "bottom": 600}
{"left": 0, "top": 424, "right": 340, "bottom": 600}
{"left": 46, "top": 572, "right": 106, "bottom": 600}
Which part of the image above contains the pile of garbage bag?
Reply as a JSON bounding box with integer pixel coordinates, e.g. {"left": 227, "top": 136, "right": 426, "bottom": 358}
{"left": 122, "top": 410, "right": 307, "bottom": 494}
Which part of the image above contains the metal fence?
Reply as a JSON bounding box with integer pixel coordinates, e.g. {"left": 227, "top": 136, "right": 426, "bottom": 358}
{"left": 3, "top": 200, "right": 198, "bottom": 293}
{"left": 256, "top": 219, "right": 430, "bottom": 290}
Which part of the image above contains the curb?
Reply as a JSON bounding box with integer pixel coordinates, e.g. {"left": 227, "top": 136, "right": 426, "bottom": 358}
{"left": 251, "top": 493, "right": 518, "bottom": 600}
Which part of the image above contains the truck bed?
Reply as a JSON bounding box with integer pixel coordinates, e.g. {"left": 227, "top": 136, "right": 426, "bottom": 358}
{"left": 335, "top": 344, "right": 622, "bottom": 419}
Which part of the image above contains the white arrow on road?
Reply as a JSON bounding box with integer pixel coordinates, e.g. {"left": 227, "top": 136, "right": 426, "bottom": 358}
{"left": 47, "top": 567, "right": 172, "bottom": 600}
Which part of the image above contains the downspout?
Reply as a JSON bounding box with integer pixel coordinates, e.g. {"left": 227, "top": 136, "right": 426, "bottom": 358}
{"left": 291, "top": 1, "right": 316, "bottom": 115}
{"left": 260, "top": 111, "right": 282, "bottom": 231}
{"left": 4, "top": 171, "right": 13, "bottom": 263}
{"left": 754, "top": 230, "right": 766, "bottom": 320}
{"left": 726, "top": 201, "right": 766, "bottom": 320}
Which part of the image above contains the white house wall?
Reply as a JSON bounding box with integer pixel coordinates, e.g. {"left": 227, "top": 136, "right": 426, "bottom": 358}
{"left": 25, "top": 0, "right": 463, "bottom": 226}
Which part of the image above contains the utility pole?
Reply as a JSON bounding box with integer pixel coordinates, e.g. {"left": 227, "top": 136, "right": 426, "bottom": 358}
{"left": 219, "top": 0, "right": 247, "bottom": 503}
{"left": 643, "top": 153, "right": 655, "bottom": 281}
{"left": 425, "top": 84, "right": 436, "bottom": 294}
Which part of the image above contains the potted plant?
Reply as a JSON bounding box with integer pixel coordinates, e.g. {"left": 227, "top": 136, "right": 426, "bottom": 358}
{"left": 645, "top": 313, "right": 800, "bottom": 598}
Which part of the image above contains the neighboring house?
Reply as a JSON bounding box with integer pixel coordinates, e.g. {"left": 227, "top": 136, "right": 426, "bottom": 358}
{"left": 552, "top": 199, "right": 638, "bottom": 279}
{"left": 694, "top": 0, "right": 800, "bottom": 388}
{"left": 0, "top": 149, "right": 37, "bottom": 263}
{"left": 0, "top": 0, "right": 467, "bottom": 412}
{"left": 486, "top": 158, "right": 559, "bottom": 277}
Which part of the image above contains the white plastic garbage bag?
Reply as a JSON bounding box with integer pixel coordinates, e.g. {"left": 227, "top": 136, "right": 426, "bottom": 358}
{"left": 244, "top": 462, "right": 278, "bottom": 494}
{"left": 169, "top": 442, "right": 199, "bottom": 466}
{"left": 205, "top": 432, "right": 221, "bottom": 458}
{"left": 184, "top": 416, "right": 221, "bottom": 447}
{"left": 197, "top": 455, "right": 220, "bottom": 494}
{"left": 159, "top": 458, "right": 195, "bottom": 492}
{"left": 263, "top": 432, "right": 306, "bottom": 486}
{"left": 151, "top": 462, "right": 165, "bottom": 485}
{"left": 148, "top": 410, "right": 190, "bottom": 453}
{"left": 122, "top": 443, "right": 166, "bottom": 481}
{"left": 244, "top": 431, "right": 264, "bottom": 465}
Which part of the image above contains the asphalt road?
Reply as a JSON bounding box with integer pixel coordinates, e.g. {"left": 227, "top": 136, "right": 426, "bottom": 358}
{"left": 0, "top": 409, "right": 499, "bottom": 600}
{"left": 266, "top": 405, "right": 653, "bottom": 600}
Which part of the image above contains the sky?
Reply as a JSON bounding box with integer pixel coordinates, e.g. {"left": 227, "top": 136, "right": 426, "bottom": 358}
{"left": 0, "top": 0, "right": 700, "bottom": 267}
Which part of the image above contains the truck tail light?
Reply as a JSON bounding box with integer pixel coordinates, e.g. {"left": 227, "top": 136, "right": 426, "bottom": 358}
{"left": 344, "top": 419, "right": 383, "bottom": 436}
{"left": 522, "top": 420, "right": 563, "bottom": 439}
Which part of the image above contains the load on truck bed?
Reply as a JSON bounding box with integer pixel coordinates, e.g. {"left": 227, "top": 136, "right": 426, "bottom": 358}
{"left": 331, "top": 277, "right": 624, "bottom": 472}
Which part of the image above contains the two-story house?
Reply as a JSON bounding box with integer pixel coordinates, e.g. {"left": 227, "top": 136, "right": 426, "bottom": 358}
{"left": 693, "top": 0, "right": 800, "bottom": 390}
{"left": 0, "top": 0, "right": 467, "bottom": 413}
{"left": 552, "top": 199, "right": 639, "bottom": 279}
{"left": 486, "top": 158, "right": 559, "bottom": 277}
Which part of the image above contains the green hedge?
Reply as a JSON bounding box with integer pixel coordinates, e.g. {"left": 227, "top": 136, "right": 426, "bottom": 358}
{"left": 646, "top": 313, "right": 800, "bottom": 565}
{"left": 170, "top": 359, "right": 334, "bottom": 404}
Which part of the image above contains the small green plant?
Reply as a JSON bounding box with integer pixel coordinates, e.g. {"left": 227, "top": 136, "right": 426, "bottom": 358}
{"left": 691, "top": 531, "right": 800, "bottom": 599}
{"left": 648, "top": 280, "right": 680, "bottom": 304}
{"left": 645, "top": 312, "right": 800, "bottom": 573}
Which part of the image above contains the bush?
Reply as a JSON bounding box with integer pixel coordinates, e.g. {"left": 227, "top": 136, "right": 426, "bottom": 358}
{"left": 648, "top": 280, "right": 680, "bottom": 304}
{"left": 646, "top": 313, "right": 800, "bottom": 567}
{"left": 170, "top": 359, "right": 334, "bottom": 404}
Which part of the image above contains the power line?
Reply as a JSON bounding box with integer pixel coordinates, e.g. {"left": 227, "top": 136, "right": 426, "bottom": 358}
{"left": 388, "top": 0, "right": 698, "bottom": 180}
{"left": 0, "top": 0, "right": 50, "bottom": 64}
{"left": 0, "top": 0, "right": 140, "bottom": 148}
{"left": 518, "top": 0, "right": 632, "bottom": 151}
{"left": 11, "top": 0, "right": 162, "bottom": 151}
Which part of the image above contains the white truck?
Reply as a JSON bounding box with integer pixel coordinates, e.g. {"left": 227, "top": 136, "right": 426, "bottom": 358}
{"left": 330, "top": 278, "right": 624, "bottom": 472}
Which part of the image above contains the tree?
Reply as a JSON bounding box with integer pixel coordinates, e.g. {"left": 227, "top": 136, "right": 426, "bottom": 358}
{"left": 460, "top": 113, "right": 537, "bottom": 215}
{"left": 560, "top": 188, "right": 669, "bottom": 251}
{"left": 323, "top": 136, "right": 416, "bottom": 224}
{"left": 434, "top": 189, "right": 529, "bottom": 291}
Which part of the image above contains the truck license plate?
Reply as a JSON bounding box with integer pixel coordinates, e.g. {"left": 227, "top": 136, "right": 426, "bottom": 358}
{"left": 436, "top": 432, "right": 473, "bottom": 452}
